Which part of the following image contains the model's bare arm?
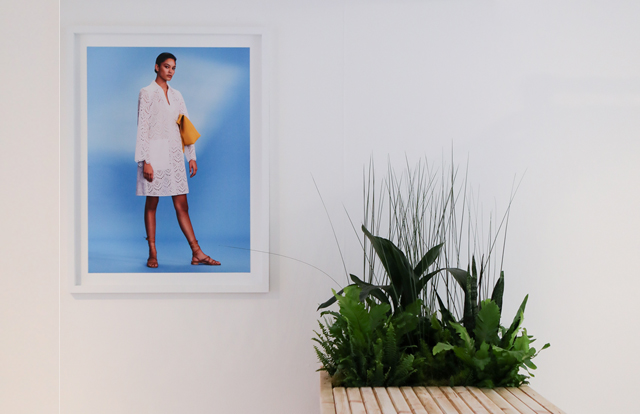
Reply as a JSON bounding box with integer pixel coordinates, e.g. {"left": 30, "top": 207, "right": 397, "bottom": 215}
{"left": 189, "top": 160, "right": 197, "bottom": 178}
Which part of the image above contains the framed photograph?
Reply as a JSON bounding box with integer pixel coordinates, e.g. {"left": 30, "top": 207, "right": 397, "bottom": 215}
{"left": 61, "top": 27, "right": 269, "bottom": 293}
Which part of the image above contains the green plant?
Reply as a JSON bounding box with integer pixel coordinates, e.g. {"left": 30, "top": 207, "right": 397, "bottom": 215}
{"left": 442, "top": 256, "right": 504, "bottom": 335}
{"left": 314, "top": 286, "right": 425, "bottom": 387}
{"left": 432, "top": 297, "right": 550, "bottom": 387}
{"left": 314, "top": 157, "right": 547, "bottom": 388}
{"left": 314, "top": 232, "right": 549, "bottom": 387}
{"left": 317, "top": 225, "right": 443, "bottom": 315}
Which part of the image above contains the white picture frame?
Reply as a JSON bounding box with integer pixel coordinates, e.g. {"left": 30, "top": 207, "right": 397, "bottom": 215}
{"left": 61, "top": 27, "right": 269, "bottom": 293}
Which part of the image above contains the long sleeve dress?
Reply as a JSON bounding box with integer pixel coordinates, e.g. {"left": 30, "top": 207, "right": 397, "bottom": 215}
{"left": 135, "top": 81, "right": 197, "bottom": 196}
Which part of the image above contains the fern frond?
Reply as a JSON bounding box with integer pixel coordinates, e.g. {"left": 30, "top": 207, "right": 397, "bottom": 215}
{"left": 388, "top": 354, "right": 415, "bottom": 385}
{"left": 383, "top": 323, "right": 399, "bottom": 367}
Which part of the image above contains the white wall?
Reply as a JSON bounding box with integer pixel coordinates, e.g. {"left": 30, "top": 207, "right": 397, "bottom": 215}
{"left": 3, "top": 0, "right": 640, "bottom": 413}
{"left": 0, "top": 0, "right": 59, "bottom": 413}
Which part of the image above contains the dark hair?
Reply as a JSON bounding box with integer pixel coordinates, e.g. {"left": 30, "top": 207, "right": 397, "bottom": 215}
{"left": 154, "top": 52, "right": 177, "bottom": 73}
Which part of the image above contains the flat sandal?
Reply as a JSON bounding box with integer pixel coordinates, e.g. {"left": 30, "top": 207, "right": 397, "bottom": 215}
{"left": 146, "top": 237, "right": 158, "bottom": 268}
{"left": 189, "top": 240, "right": 221, "bottom": 266}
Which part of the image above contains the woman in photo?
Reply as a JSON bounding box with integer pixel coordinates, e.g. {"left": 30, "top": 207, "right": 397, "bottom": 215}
{"left": 134, "top": 52, "right": 220, "bottom": 268}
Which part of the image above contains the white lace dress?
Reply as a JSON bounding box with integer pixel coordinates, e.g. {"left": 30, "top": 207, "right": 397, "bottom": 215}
{"left": 135, "top": 81, "right": 197, "bottom": 196}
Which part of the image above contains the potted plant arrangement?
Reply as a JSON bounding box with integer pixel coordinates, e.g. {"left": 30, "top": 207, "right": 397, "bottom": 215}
{"left": 313, "top": 159, "right": 560, "bottom": 414}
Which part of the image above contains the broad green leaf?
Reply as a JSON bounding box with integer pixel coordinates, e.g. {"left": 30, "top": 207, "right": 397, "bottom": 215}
{"left": 342, "top": 285, "right": 360, "bottom": 301}
{"left": 362, "top": 225, "right": 416, "bottom": 307}
{"left": 446, "top": 268, "right": 470, "bottom": 292}
{"left": 464, "top": 270, "right": 478, "bottom": 335}
{"left": 513, "top": 329, "right": 531, "bottom": 352}
{"left": 378, "top": 284, "right": 400, "bottom": 310}
{"left": 430, "top": 313, "right": 442, "bottom": 331}
{"left": 474, "top": 299, "right": 501, "bottom": 345}
{"left": 473, "top": 342, "right": 491, "bottom": 370}
{"left": 350, "top": 274, "right": 392, "bottom": 306}
{"left": 450, "top": 321, "right": 475, "bottom": 352}
{"left": 335, "top": 287, "right": 371, "bottom": 345}
{"left": 415, "top": 269, "right": 443, "bottom": 295}
{"left": 446, "top": 266, "right": 477, "bottom": 335}
{"left": 349, "top": 274, "right": 367, "bottom": 285}
{"left": 491, "top": 271, "right": 505, "bottom": 312}
{"left": 435, "top": 292, "right": 456, "bottom": 326}
{"left": 432, "top": 342, "right": 454, "bottom": 355}
{"left": 501, "top": 295, "right": 529, "bottom": 349}
{"left": 317, "top": 287, "right": 347, "bottom": 310}
{"left": 413, "top": 243, "right": 444, "bottom": 277}
{"left": 369, "top": 289, "right": 392, "bottom": 307}
{"left": 453, "top": 346, "right": 473, "bottom": 365}
{"left": 404, "top": 299, "right": 422, "bottom": 316}
{"left": 368, "top": 301, "right": 391, "bottom": 331}
{"left": 491, "top": 345, "right": 520, "bottom": 367}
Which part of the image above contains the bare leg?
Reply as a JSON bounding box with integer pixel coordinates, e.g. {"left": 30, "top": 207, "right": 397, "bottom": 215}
{"left": 144, "top": 196, "right": 159, "bottom": 268}
{"left": 172, "top": 194, "right": 220, "bottom": 265}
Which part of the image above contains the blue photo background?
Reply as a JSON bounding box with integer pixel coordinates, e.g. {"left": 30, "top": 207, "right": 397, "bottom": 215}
{"left": 87, "top": 47, "right": 250, "bottom": 273}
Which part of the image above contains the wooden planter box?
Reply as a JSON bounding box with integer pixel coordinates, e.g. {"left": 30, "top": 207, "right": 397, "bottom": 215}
{"left": 319, "top": 371, "right": 566, "bottom": 414}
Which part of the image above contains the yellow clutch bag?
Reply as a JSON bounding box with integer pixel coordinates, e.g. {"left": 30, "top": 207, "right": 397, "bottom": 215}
{"left": 176, "top": 114, "right": 201, "bottom": 152}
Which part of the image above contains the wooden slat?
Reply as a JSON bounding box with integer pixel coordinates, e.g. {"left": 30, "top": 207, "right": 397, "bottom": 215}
{"left": 480, "top": 389, "right": 522, "bottom": 414}
{"left": 505, "top": 388, "right": 551, "bottom": 414}
{"left": 413, "top": 386, "right": 445, "bottom": 414}
{"left": 319, "top": 371, "right": 336, "bottom": 414}
{"left": 347, "top": 388, "right": 367, "bottom": 414}
{"left": 373, "top": 387, "right": 399, "bottom": 414}
{"left": 441, "top": 387, "right": 474, "bottom": 414}
{"left": 520, "top": 386, "right": 566, "bottom": 414}
{"left": 361, "top": 388, "right": 383, "bottom": 414}
{"left": 452, "top": 387, "right": 489, "bottom": 414}
{"left": 426, "top": 387, "right": 460, "bottom": 414}
{"left": 400, "top": 387, "right": 429, "bottom": 414}
{"left": 321, "top": 372, "right": 564, "bottom": 414}
{"left": 494, "top": 388, "right": 536, "bottom": 414}
{"left": 387, "top": 387, "right": 413, "bottom": 414}
{"left": 334, "top": 387, "right": 352, "bottom": 414}
{"left": 466, "top": 387, "right": 506, "bottom": 414}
